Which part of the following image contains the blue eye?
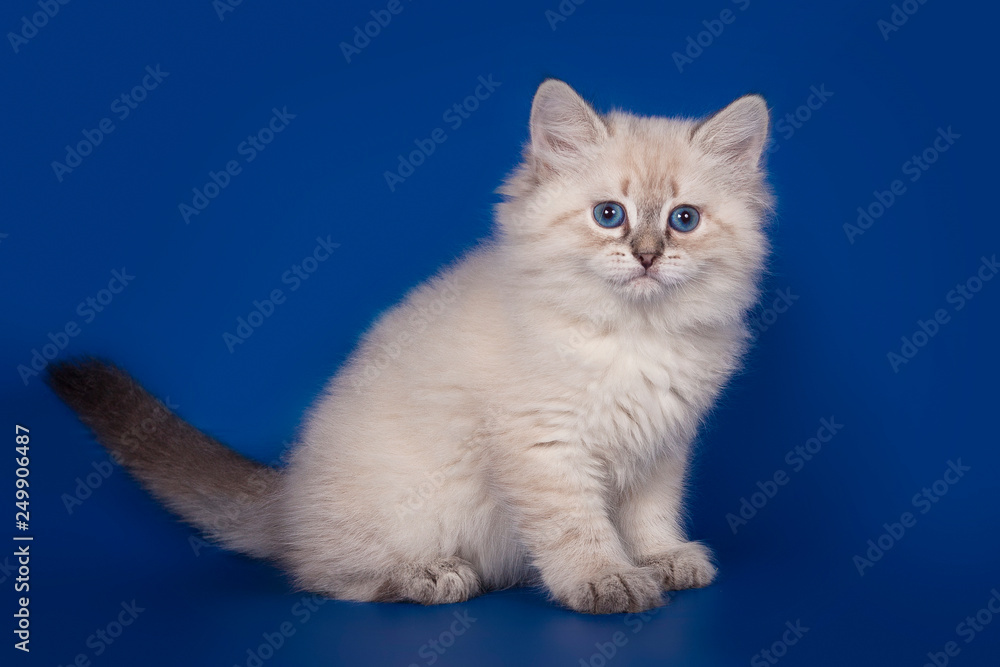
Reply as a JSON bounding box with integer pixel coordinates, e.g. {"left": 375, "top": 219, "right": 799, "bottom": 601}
{"left": 669, "top": 205, "right": 700, "bottom": 232}
{"left": 593, "top": 202, "right": 626, "bottom": 228}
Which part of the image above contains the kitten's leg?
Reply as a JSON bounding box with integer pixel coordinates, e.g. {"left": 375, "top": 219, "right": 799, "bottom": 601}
{"left": 617, "top": 454, "right": 717, "bottom": 591}
{"left": 370, "top": 556, "right": 483, "bottom": 605}
{"left": 495, "top": 443, "right": 663, "bottom": 614}
{"left": 292, "top": 553, "right": 484, "bottom": 605}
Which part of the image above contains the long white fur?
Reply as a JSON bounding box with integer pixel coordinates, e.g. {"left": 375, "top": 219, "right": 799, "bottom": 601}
{"left": 276, "top": 80, "right": 773, "bottom": 613}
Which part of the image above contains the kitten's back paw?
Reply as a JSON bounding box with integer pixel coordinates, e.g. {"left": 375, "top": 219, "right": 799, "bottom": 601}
{"left": 561, "top": 568, "right": 664, "bottom": 614}
{"left": 375, "top": 556, "right": 483, "bottom": 605}
{"left": 641, "top": 541, "right": 717, "bottom": 591}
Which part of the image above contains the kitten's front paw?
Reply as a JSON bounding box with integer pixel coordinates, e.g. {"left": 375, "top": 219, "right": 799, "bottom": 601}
{"left": 642, "top": 542, "right": 717, "bottom": 591}
{"left": 377, "top": 557, "right": 483, "bottom": 605}
{"left": 561, "top": 568, "right": 664, "bottom": 614}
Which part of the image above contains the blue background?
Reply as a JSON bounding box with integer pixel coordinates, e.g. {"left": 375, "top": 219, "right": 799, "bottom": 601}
{"left": 3, "top": 0, "right": 999, "bottom": 665}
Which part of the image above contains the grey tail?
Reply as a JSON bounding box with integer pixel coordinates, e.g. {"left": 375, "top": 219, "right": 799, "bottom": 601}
{"left": 47, "top": 359, "right": 282, "bottom": 561}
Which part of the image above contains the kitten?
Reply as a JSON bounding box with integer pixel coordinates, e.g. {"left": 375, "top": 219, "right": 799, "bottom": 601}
{"left": 49, "top": 79, "right": 772, "bottom": 614}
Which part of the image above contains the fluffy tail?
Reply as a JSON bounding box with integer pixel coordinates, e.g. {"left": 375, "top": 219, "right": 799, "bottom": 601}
{"left": 47, "top": 359, "right": 282, "bottom": 560}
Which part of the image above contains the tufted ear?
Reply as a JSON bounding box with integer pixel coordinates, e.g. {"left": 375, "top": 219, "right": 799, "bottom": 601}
{"left": 693, "top": 94, "right": 770, "bottom": 169}
{"left": 529, "top": 79, "right": 607, "bottom": 173}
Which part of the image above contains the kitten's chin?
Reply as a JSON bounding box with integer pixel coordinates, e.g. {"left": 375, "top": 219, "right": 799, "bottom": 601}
{"left": 611, "top": 271, "right": 691, "bottom": 301}
{"left": 612, "top": 274, "right": 669, "bottom": 300}
{"left": 610, "top": 269, "right": 692, "bottom": 300}
{"left": 621, "top": 274, "right": 663, "bottom": 297}
{"left": 593, "top": 251, "right": 698, "bottom": 298}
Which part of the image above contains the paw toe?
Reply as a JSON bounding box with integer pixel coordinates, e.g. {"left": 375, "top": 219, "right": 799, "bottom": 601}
{"left": 568, "top": 569, "right": 663, "bottom": 614}
{"left": 400, "top": 557, "right": 482, "bottom": 605}
{"left": 643, "top": 542, "right": 717, "bottom": 591}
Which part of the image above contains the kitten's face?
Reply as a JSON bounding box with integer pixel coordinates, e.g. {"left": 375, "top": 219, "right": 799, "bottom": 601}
{"left": 500, "top": 81, "right": 772, "bottom": 319}
{"left": 554, "top": 114, "right": 765, "bottom": 301}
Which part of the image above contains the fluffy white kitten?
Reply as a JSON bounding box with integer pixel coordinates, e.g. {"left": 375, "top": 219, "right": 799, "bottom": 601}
{"left": 49, "top": 79, "right": 772, "bottom": 614}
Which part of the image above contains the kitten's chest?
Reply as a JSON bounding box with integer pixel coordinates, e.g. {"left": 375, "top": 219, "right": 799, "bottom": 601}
{"left": 557, "top": 327, "right": 732, "bottom": 463}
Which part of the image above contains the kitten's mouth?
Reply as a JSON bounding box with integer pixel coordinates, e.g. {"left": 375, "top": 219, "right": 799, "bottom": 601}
{"left": 634, "top": 264, "right": 665, "bottom": 280}
{"left": 606, "top": 261, "right": 690, "bottom": 295}
{"left": 621, "top": 271, "right": 665, "bottom": 293}
{"left": 622, "top": 265, "right": 691, "bottom": 291}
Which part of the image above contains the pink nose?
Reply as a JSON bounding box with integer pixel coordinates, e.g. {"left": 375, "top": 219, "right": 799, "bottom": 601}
{"left": 635, "top": 253, "right": 657, "bottom": 269}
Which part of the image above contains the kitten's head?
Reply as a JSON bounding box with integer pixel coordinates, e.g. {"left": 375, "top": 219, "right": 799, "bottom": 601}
{"left": 498, "top": 80, "right": 773, "bottom": 327}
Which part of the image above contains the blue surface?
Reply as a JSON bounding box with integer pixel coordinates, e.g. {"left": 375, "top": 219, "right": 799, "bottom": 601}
{"left": 3, "top": 0, "right": 999, "bottom": 665}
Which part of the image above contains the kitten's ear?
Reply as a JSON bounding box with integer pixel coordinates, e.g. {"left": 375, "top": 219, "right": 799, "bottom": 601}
{"left": 529, "top": 79, "right": 607, "bottom": 172}
{"left": 693, "top": 94, "right": 770, "bottom": 169}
